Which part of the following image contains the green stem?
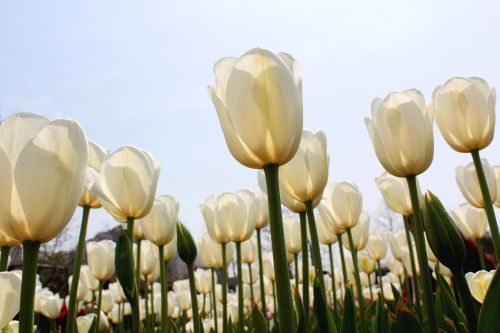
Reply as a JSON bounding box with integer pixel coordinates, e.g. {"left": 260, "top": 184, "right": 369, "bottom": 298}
{"left": 248, "top": 263, "right": 255, "bottom": 303}
{"left": 299, "top": 211, "right": 309, "bottom": 326}
{"left": 159, "top": 245, "right": 168, "bottom": 333}
{"left": 476, "top": 239, "right": 487, "bottom": 270}
{"left": 305, "top": 201, "right": 326, "bottom": 293}
{"left": 263, "top": 164, "right": 295, "bottom": 333}
{"left": 0, "top": 245, "right": 10, "bottom": 272}
{"left": 136, "top": 239, "right": 142, "bottom": 299}
{"left": 376, "top": 260, "right": 385, "bottom": 302}
{"left": 202, "top": 293, "right": 206, "bottom": 317}
{"left": 294, "top": 254, "right": 299, "bottom": 291}
{"left": 150, "top": 282, "right": 155, "bottom": 329}
{"left": 222, "top": 243, "right": 228, "bottom": 333}
{"left": 452, "top": 267, "right": 478, "bottom": 333}
{"left": 145, "top": 275, "right": 150, "bottom": 332}
{"left": 337, "top": 235, "right": 348, "bottom": 286}
{"left": 19, "top": 240, "right": 41, "bottom": 333}
{"left": 346, "top": 228, "right": 367, "bottom": 333}
{"left": 404, "top": 269, "right": 412, "bottom": 305}
{"left": 256, "top": 228, "right": 267, "bottom": 315}
{"left": 187, "top": 263, "right": 201, "bottom": 333}
{"left": 126, "top": 218, "right": 141, "bottom": 333}
{"left": 66, "top": 206, "right": 91, "bottom": 333}
{"left": 211, "top": 268, "right": 218, "bottom": 333}
{"left": 236, "top": 242, "right": 244, "bottom": 333}
{"left": 403, "top": 215, "right": 422, "bottom": 320}
{"left": 272, "top": 281, "right": 278, "bottom": 316}
{"left": 328, "top": 244, "right": 338, "bottom": 314}
{"left": 471, "top": 149, "right": 500, "bottom": 260}
{"left": 368, "top": 272, "right": 374, "bottom": 303}
{"left": 406, "top": 176, "right": 437, "bottom": 333}
{"left": 95, "top": 280, "right": 103, "bottom": 333}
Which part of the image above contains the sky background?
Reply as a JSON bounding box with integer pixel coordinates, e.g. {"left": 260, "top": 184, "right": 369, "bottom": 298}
{"left": 1, "top": 1, "right": 500, "bottom": 248}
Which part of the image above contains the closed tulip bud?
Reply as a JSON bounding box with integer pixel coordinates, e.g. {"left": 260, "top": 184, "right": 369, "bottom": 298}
{"left": 389, "top": 231, "right": 412, "bottom": 261}
{"left": 40, "top": 294, "right": 63, "bottom": 319}
{"left": 132, "top": 221, "right": 145, "bottom": 241}
{"left": 177, "top": 290, "right": 192, "bottom": 311}
{"left": 79, "top": 142, "right": 107, "bottom": 208}
{"left": 195, "top": 269, "right": 212, "bottom": 294}
{"left": 432, "top": 77, "right": 495, "bottom": 153}
{"left": 101, "top": 289, "right": 116, "bottom": 313}
{"left": 375, "top": 172, "right": 422, "bottom": 216}
{"left": 0, "top": 112, "right": 88, "bottom": 243}
{"left": 451, "top": 203, "right": 488, "bottom": 240}
{"left": 208, "top": 48, "right": 303, "bottom": 169}
{"left": 241, "top": 264, "right": 259, "bottom": 284}
{"left": 134, "top": 240, "right": 158, "bottom": 276}
{"left": 456, "top": 159, "right": 497, "bottom": 208}
{"left": 87, "top": 240, "right": 116, "bottom": 281}
{"left": 358, "top": 252, "right": 376, "bottom": 274}
{"left": 283, "top": 215, "right": 302, "bottom": 254}
{"left": 465, "top": 270, "right": 495, "bottom": 303}
{"left": 423, "top": 192, "right": 466, "bottom": 272}
{"left": 139, "top": 195, "right": 178, "bottom": 246}
{"left": 240, "top": 237, "right": 257, "bottom": 264}
{"left": 388, "top": 258, "right": 405, "bottom": 277}
{"left": 68, "top": 275, "right": 90, "bottom": 302}
{"left": 367, "top": 233, "right": 388, "bottom": 261}
{"left": 92, "top": 146, "right": 160, "bottom": 220}
{"left": 80, "top": 265, "right": 99, "bottom": 291}
{"left": 0, "top": 272, "right": 21, "bottom": 329}
{"left": 341, "top": 212, "right": 370, "bottom": 251}
{"left": 366, "top": 89, "right": 434, "bottom": 177}
{"left": 263, "top": 253, "right": 275, "bottom": 281}
{"left": 76, "top": 313, "right": 96, "bottom": 333}
{"left": 250, "top": 186, "right": 269, "bottom": 229}
{"left": 279, "top": 129, "right": 329, "bottom": 205}
{"left": 177, "top": 223, "right": 197, "bottom": 265}
{"left": 319, "top": 182, "right": 363, "bottom": 233}
{"left": 316, "top": 214, "right": 337, "bottom": 245}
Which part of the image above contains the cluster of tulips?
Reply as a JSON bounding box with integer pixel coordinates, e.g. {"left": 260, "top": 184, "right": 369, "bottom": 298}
{"left": 0, "top": 47, "right": 499, "bottom": 333}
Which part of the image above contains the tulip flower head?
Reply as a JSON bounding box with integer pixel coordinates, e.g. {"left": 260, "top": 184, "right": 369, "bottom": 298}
{"left": 0, "top": 272, "right": 21, "bottom": 329}
{"left": 319, "top": 182, "right": 363, "bottom": 234}
{"left": 140, "top": 195, "right": 179, "bottom": 246}
{"left": 367, "top": 232, "right": 388, "bottom": 261}
{"left": 283, "top": 215, "right": 302, "bottom": 255}
{"left": 208, "top": 48, "right": 303, "bottom": 169}
{"left": 432, "top": 77, "right": 495, "bottom": 153}
{"left": 375, "top": 172, "right": 422, "bottom": 216}
{"left": 465, "top": 270, "right": 495, "bottom": 303}
{"left": 456, "top": 159, "right": 497, "bottom": 208}
{"left": 341, "top": 212, "right": 370, "bottom": 251}
{"left": 86, "top": 240, "right": 116, "bottom": 281}
{"left": 365, "top": 89, "right": 434, "bottom": 177}
{"left": 79, "top": 142, "right": 107, "bottom": 208}
{"left": 451, "top": 203, "right": 488, "bottom": 240}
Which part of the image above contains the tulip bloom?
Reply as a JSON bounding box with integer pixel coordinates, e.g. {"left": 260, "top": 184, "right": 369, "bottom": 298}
{"left": 341, "top": 212, "right": 369, "bottom": 252}
{"left": 451, "top": 203, "right": 488, "bottom": 240}
{"left": 375, "top": 172, "right": 421, "bottom": 216}
{"left": 283, "top": 215, "right": 302, "bottom": 255}
{"left": 76, "top": 314, "right": 96, "bottom": 333}
{"left": 87, "top": 240, "right": 116, "bottom": 281}
{"left": 319, "top": 182, "right": 363, "bottom": 232}
{"left": 140, "top": 195, "right": 178, "bottom": 246}
{"left": 367, "top": 233, "right": 388, "bottom": 261}
{"left": 465, "top": 270, "right": 495, "bottom": 303}
{"left": 456, "top": 160, "right": 497, "bottom": 208}
{"left": 0, "top": 272, "right": 21, "bottom": 329}
{"left": 432, "top": 77, "right": 495, "bottom": 153}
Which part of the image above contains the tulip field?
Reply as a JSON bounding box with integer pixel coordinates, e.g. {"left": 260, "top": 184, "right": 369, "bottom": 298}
{"left": 1, "top": 46, "right": 500, "bottom": 333}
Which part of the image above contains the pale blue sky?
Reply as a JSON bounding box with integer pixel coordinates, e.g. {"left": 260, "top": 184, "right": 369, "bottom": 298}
{"left": 1, "top": 1, "right": 500, "bottom": 245}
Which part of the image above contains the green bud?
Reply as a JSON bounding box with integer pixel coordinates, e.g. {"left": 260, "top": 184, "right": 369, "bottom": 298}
{"left": 423, "top": 191, "right": 465, "bottom": 272}
{"left": 176, "top": 222, "right": 197, "bottom": 265}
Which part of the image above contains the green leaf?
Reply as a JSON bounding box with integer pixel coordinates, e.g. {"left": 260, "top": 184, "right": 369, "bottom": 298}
{"left": 292, "top": 286, "right": 306, "bottom": 333}
{"left": 313, "top": 275, "right": 338, "bottom": 333}
{"left": 340, "top": 287, "right": 356, "bottom": 333}
{"left": 176, "top": 222, "right": 197, "bottom": 265}
{"left": 390, "top": 303, "right": 424, "bottom": 333}
{"left": 252, "top": 303, "right": 268, "bottom": 333}
{"left": 477, "top": 266, "right": 500, "bottom": 333}
{"left": 372, "top": 296, "right": 389, "bottom": 333}
{"left": 436, "top": 272, "right": 466, "bottom": 327}
{"left": 391, "top": 284, "right": 401, "bottom": 304}
{"left": 115, "top": 231, "right": 135, "bottom": 303}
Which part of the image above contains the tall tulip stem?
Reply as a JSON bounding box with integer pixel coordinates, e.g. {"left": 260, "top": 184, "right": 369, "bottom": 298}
{"left": 337, "top": 235, "right": 348, "bottom": 286}
{"left": 256, "top": 228, "right": 267, "bottom": 315}
{"left": 248, "top": 263, "right": 255, "bottom": 302}
{"left": 67, "top": 205, "right": 91, "bottom": 333}
{"left": 211, "top": 268, "right": 218, "bottom": 333}
{"left": 328, "top": 244, "right": 338, "bottom": 313}
{"left": 294, "top": 254, "right": 299, "bottom": 291}
{"left": 346, "top": 228, "right": 367, "bottom": 333}
{"left": 406, "top": 176, "right": 437, "bottom": 333}
{"left": 136, "top": 239, "right": 142, "bottom": 298}
{"left": 159, "top": 245, "right": 169, "bottom": 333}
{"left": 299, "top": 211, "right": 309, "bottom": 326}
{"left": 95, "top": 280, "right": 103, "bottom": 333}
{"left": 305, "top": 201, "right": 326, "bottom": 294}
{"left": 471, "top": 149, "right": 500, "bottom": 260}
{"left": 0, "top": 245, "right": 10, "bottom": 272}
{"left": 403, "top": 215, "right": 422, "bottom": 319}
{"left": 19, "top": 240, "right": 41, "bottom": 333}
{"left": 235, "top": 242, "right": 244, "bottom": 333}
{"left": 263, "top": 164, "right": 295, "bottom": 333}
{"left": 376, "top": 260, "right": 385, "bottom": 302}
{"left": 187, "top": 263, "right": 201, "bottom": 333}
{"left": 476, "top": 240, "right": 487, "bottom": 270}
{"left": 126, "top": 218, "right": 141, "bottom": 333}
{"left": 144, "top": 276, "right": 149, "bottom": 332}
{"left": 221, "top": 243, "right": 228, "bottom": 333}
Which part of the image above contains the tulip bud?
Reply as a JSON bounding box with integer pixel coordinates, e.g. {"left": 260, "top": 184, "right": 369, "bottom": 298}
{"left": 283, "top": 215, "right": 302, "bottom": 254}
{"left": 358, "top": 252, "right": 376, "bottom": 274}
{"left": 465, "top": 270, "right": 495, "bottom": 303}
{"left": 140, "top": 195, "right": 179, "bottom": 246}
{"left": 0, "top": 272, "right": 21, "bottom": 329}
{"left": 341, "top": 212, "right": 370, "bottom": 251}
{"left": 365, "top": 89, "right": 434, "bottom": 177}
{"left": 366, "top": 232, "right": 388, "bottom": 261}
{"left": 432, "top": 77, "right": 495, "bottom": 153}
{"left": 423, "top": 191, "right": 466, "bottom": 272}
{"left": 177, "top": 222, "right": 197, "bottom": 265}
{"left": 375, "top": 172, "right": 422, "bottom": 216}
{"left": 319, "top": 182, "right": 363, "bottom": 233}
{"left": 316, "top": 214, "right": 337, "bottom": 245}
{"left": 208, "top": 48, "right": 303, "bottom": 169}
{"left": 456, "top": 159, "right": 497, "bottom": 208}
{"left": 240, "top": 237, "right": 258, "bottom": 264}
{"left": 86, "top": 240, "right": 116, "bottom": 281}
{"left": 389, "top": 231, "right": 412, "bottom": 261}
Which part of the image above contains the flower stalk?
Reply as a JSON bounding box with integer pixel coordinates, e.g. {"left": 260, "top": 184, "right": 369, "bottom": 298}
{"left": 19, "top": 240, "right": 41, "bottom": 333}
